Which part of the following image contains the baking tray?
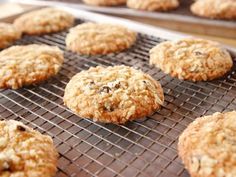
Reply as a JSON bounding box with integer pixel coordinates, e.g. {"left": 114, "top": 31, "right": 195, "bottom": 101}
{"left": 1, "top": 7, "right": 236, "bottom": 177}
{"left": 10, "top": 0, "right": 236, "bottom": 38}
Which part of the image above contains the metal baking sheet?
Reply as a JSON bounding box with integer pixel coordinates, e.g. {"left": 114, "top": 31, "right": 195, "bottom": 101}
{"left": 1, "top": 7, "right": 236, "bottom": 177}
{"left": 10, "top": 0, "right": 236, "bottom": 28}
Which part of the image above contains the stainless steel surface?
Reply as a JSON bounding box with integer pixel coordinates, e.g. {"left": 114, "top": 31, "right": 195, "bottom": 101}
{"left": 1, "top": 10, "right": 236, "bottom": 177}
{"left": 11, "top": 0, "right": 236, "bottom": 28}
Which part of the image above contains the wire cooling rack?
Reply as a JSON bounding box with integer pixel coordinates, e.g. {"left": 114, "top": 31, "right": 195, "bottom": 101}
{"left": 0, "top": 18, "right": 236, "bottom": 177}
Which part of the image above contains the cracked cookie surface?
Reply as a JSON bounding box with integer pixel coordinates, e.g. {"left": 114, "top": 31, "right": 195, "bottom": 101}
{"left": 83, "top": 0, "right": 126, "bottom": 6}
{"left": 150, "top": 38, "right": 233, "bottom": 82}
{"left": 64, "top": 65, "right": 164, "bottom": 124}
{"left": 0, "top": 23, "right": 21, "bottom": 49}
{"left": 14, "top": 8, "right": 75, "bottom": 35}
{"left": 0, "top": 44, "right": 64, "bottom": 89}
{"left": 127, "top": 0, "right": 179, "bottom": 11}
{"left": 0, "top": 119, "right": 58, "bottom": 177}
{"left": 191, "top": 0, "right": 236, "bottom": 20}
{"left": 178, "top": 111, "right": 236, "bottom": 177}
{"left": 65, "top": 23, "right": 137, "bottom": 55}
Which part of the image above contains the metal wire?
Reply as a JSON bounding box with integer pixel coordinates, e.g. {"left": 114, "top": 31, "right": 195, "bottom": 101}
{"left": 0, "top": 19, "right": 236, "bottom": 177}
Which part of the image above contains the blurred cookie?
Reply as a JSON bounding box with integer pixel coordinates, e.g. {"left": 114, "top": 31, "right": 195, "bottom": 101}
{"left": 0, "top": 23, "right": 21, "bottom": 49}
{"left": 83, "top": 0, "right": 126, "bottom": 6}
{"left": 178, "top": 111, "right": 236, "bottom": 177}
{"left": 66, "top": 23, "right": 137, "bottom": 55}
{"left": 0, "top": 44, "right": 64, "bottom": 89}
{"left": 14, "top": 8, "right": 75, "bottom": 35}
{"left": 127, "top": 0, "right": 179, "bottom": 11}
{"left": 64, "top": 65, "right": 164, "bottom": 124}
{"left": 191, "top": 0, "right": 236, "bottom": 20}
{"left": 0, "top": 119, "right": 58, "bottom": 177}
{"left": 150, "top": 38, "right": 233, "bottom": 82}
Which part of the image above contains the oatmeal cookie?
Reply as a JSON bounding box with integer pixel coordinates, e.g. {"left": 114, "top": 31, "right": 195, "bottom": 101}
{"left": 0, "top": 23, "right": 21, "bottom": 49}
{"left": 14, "top": 8, "right": 75, "bottom": 35}
{"left": 65, "top": 23, "right": 137, "bottom": 55}
{"left": 191, "top": 0, "right": 236, "bottom": 20}
{"left": 0, "top": 44, "right": 64, "bottom": 89}
{"left": 0, "top": 119, "right": 58, "bottom": 177}
{"left": 127, "top": 0, "right": 179, "bottom": 11}
{"left": 83, "top": 0, "right": 126, "bottom": 6}
{"left": 178, "top": 111, "right": 236, "bottom": 177}
{"left": 150, "top": 38, "right": 233, "bottom": 82}
{"left": 64, "top": 65, "right": 164, "bottom": 124}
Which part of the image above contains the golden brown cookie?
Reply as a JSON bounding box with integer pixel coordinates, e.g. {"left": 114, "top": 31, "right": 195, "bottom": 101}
{"left": 14, "top": 8, "right": 75, "bottom": 35}
{"left": 150, "top": 38, "right": 233, "bottom": 82}
{"left": 0, "top": 23, "right": 21, "bottom": 49}
{"left": 64, "top": 65, "right": 164, "bottom": 124}
{"left": 66, "top": 23, "right": 137, "bottom": 55}
{"left": 83, "top": 0, "right": 126, "bottom": 6}
{"left": 127, "top": 0, "right": 179, "bottom": 11}
{"left": 0, "top": 119, "right": 58, "bottom": 177}
{"left": 178, "top": 111, "right": 236, "bottom": 177}
{"left": 0, "top": 44, "right": 64, "bottom": 89}
{"left": 191, "top": 0, "right": 236, "bottom": 20}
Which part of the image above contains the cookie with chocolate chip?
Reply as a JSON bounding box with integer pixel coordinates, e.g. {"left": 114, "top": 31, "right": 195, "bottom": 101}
{"left": 63, "top": 65, "right": 164, "bottom": 124}
{"left": 0, "top": 119, "right": 58, "bottom": 177}
{"left": 150, "top": 38, "right": 233, "bottom": 82}
{"left": 178, "top": 111, "right": 236, "bottom": 177}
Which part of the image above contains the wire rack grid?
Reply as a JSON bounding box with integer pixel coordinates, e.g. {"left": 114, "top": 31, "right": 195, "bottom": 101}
{"left": 0, "top": 19, "right": 236, "bottom": 177}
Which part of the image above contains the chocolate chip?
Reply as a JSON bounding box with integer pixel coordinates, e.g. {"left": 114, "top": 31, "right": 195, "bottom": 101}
{"left": 194, "top": 51, "right": 207, "bottom": 56}
{"left": 114, "top": 82, "right": 120, "bottom": 89}
{"left": 109, "top": 107, "right": 114, "bottom": 112}
{"left": 195, "top": 51, "right": 202, "bottom": 55}
{"left": 88, "top": 81, "right": 95, "bottom": 89}
{"left": 16, "top": 125, "right": 26, "bottom": 132}
{"left": 89, "top": 81, "right": 95, "bottom": 85}
{"left": 100, "top": 86, "right": 111, "bottom": 93}
{"left": 143, "top": 81, "right": 147, "bottom": 84}
{"left": 191, "top": 156, "right": 201, "bottom": 172}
